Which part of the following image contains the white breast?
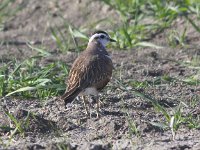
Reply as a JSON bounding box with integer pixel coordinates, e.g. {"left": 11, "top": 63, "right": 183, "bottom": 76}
{"left": 79, "top": 87, "right": 99, "bottom": 96}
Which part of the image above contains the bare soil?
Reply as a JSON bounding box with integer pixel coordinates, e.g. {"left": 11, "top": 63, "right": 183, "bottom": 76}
{"left": 0, "top": 0, "right": 200, "bottom": 149}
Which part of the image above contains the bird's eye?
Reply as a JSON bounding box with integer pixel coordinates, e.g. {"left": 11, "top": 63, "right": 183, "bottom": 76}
{"left": 100, "top": 35, "right": 105, "bottom": 39}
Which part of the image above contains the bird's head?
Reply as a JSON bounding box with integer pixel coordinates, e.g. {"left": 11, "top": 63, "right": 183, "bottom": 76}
{"left": 89, "top": 30, "right": 116, "bottom": 47}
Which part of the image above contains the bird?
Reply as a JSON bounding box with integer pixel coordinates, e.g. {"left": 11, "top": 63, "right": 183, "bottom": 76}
{"left": 61, "top": 30, "right": 116, "bottom": 118}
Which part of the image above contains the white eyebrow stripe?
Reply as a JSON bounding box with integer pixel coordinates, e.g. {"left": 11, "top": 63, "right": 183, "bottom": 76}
{"left": 89, "top": 33, "right": 108, "bottom": 43}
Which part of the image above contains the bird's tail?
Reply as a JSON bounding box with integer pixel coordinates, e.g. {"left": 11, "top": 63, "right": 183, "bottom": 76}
{"left": 61, "top": 89, "right": 82, "bottom": 105}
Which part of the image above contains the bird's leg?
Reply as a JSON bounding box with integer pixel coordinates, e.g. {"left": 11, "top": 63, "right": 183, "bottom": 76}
{"left": 98, "top": 99, "right": 104, "bottom": 111}
{"left": 96, "top": 95, "right": 101, "bottom": 118}
{"left": 82, "top": 95, "right": 90, "bottom": 117}
{"left": 97, "top": 94, "right": 105, "bottom": 111}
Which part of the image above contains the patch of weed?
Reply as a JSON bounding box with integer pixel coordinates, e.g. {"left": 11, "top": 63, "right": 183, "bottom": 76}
{"left": 50, "top": 17, "right": 88, "bottom": 53}
{"left": 114, "top": 77, "right": 199, "bottom": 139}
{"left": 102, "top": 0, "right": 200, "bottom": 49}
{"left": 0, "top": 0, "right": 26, "bottom": 31}
{"left": 0, "top": 55, "right": 68, "bottom": 99}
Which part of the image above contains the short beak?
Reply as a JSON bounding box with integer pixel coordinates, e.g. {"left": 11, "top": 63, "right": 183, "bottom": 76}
{"left": 109, "top": 38, "right": 116, "bottom": 42}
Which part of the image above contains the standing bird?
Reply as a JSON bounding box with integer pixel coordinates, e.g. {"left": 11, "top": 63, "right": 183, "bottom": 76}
{"left": 61, "top": 30, "right": 116, "bottom": 117}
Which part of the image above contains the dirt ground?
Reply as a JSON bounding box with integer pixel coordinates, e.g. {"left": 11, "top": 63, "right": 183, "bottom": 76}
{"left": 0, "top": 0, "right": 200, "bottom": 149}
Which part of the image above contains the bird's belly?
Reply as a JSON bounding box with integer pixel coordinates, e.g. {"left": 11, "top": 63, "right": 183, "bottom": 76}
{"left": 79, "top": 87, "right": 98, "bottom": 96}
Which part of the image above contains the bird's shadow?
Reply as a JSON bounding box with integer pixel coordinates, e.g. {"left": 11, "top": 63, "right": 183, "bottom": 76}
{"left": 102, "top": 110, "right": 124, "bottom": 117}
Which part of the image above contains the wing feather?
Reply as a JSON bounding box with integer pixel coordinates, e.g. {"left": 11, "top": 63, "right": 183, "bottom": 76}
{"left": 62, "top": 53, "right": 113, "bottom": 103}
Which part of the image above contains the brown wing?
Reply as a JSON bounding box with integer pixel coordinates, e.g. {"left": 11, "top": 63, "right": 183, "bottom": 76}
{"left": 62, "top": 53, "right": 113, "bottom": 103}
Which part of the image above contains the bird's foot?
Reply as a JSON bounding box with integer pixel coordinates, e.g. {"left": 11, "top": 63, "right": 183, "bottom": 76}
{"left": 96, "top": 110, "right": 100, "bottom": 118}
{"left": 96, "top": 109, "right": 105, "bottom": 118}
{"left": 85, "top": 109, "right": 92, "bottom": 118}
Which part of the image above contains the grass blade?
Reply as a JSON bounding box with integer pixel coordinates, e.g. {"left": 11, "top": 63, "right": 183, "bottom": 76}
{"left": 184, "top": 15, "right": 200, "bottom": 33}
{"left": 6, "top": 87, "right": 37, "bottom": 97}
{"left": 135, "top": 42, "right": 163, "bottom": 49}
{"left": 27, "top": 43, "right": 51, "bottom": 57}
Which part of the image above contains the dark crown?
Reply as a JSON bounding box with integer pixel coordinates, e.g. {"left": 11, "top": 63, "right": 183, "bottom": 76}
{"left": 92, "top": 30, "right": 108, "bottom": 36}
